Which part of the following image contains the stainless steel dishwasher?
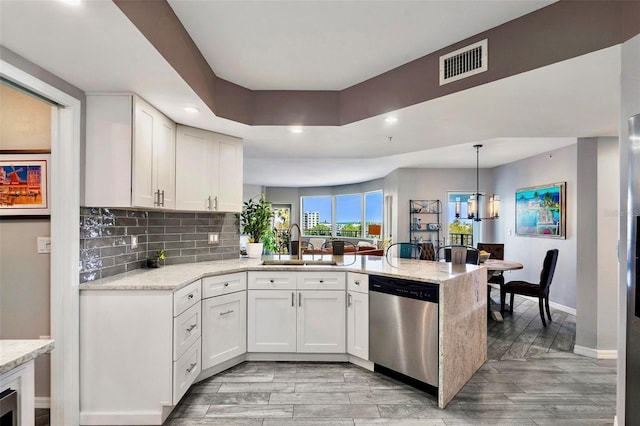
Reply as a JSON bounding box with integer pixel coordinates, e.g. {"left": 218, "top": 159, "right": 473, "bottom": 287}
{"left": 369, "top": 275, "right": 439, "bottom": 388}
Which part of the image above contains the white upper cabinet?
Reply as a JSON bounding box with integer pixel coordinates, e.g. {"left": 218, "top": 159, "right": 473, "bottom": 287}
{"left": 175, "top": 125, "right": 243, "bottom": 212}
{"left": 85, "top": 94, "right": 175, "bottom": 208}
{"left": 133, "top": 97, "right": 176, "bottom": 209}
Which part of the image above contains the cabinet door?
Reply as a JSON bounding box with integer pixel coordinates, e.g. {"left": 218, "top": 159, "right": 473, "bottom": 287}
{"left": 297, "top": 291, "right": 346, "bottom": 353}
{"left": 347, "top": 291, "right": 369, "bottom": 360}
{"left": 133, "top": 98, "right": 155, "bottom": 208}
{"left": 154, "top": 113, "right": 176, "bottom": 209}
{"left": 202, "top": 291, "right": 247, "bottom": 370}
{"left": 175, "top": 125, "right": 212, "bottom": 211}
{"left": 215, "top": 137, "right": 243, "bottom": 212}
{"left": 247, "top": 290, "right": 296, "bottom": 352}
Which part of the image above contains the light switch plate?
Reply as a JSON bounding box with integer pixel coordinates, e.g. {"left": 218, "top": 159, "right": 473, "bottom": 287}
{"left": 37, "top": 237, "right": 51, "bottom": 254}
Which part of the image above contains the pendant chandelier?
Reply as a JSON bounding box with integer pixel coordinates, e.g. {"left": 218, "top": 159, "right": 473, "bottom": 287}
{"left": 455, "top": 144, "right": 500, "bottom": 221}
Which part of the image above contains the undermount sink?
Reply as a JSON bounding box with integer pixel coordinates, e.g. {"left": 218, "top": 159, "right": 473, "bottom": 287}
{"left": 261, "top": 259, "right": 338, "bottom": 266}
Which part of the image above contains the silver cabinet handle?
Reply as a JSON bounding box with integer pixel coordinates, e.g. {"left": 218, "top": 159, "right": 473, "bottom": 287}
{"left": 219, "top": 310, "right": 234, "bottom": 316}
{"left": 298, "top": 292, "right": 302, "bottom": 307}
{"left": 207, "top": 196, "right": 212, "bottom": 210}
{"left": 354, "top": 280, "right": 360, "bottom": 285}
{"left": 186, "top": 362, "right": 197, "bottom": 373}
{"left": 348, "top": 293, "right": 352, "bottom": 307}
{"left": 224, "top": 282, "right": 229, "bottom": 287}
{"left": 269, "top": 279, "right": 274, "bottom": 283}
{"left": 160, "top": 190, "right": 165, "bottom": 207}
{"left": 154, "top": 189, "right": 160, "bottom": 206}
{"left": 214, "top": 196, "right": 218, "bottom": 210}
{"left": 319, "top": 280, "right": 324, "bottom": 283}
{"left": 186, "top": 323, "right": 197, "bottom": 332}
{"left": 291, "top": 292, "right": 295, "bottom": 307}
{"left": 188, "top": 294, "right": 194, "bottom": 299}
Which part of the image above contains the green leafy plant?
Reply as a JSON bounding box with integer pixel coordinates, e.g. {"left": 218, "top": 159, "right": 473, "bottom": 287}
{"left": 153, "top": 249, "right": 165, "bottom": 261}
{"left": 240, "top": 194, "right": 274, "bottom": 243}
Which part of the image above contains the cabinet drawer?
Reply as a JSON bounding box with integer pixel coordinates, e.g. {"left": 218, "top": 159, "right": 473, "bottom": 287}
{"left": 173, "top": 338, "right": 201, "bottom": 404}
{"left": 174, "top": 280, "right": 201, "bottom": 317}
{"left": 173, "top": 302, "right": 201, "bottom": 361}
{"left": 203, "top": 273, "right": 247, "bottom": 299}
{"left": 248, "top": 272, "right": 296, "bottom": 290}
{"left": 297, "top": 272, "right": 346, "bottom": 290}
{"left": 347, "top": 272, "right": 369, "bottom": 294}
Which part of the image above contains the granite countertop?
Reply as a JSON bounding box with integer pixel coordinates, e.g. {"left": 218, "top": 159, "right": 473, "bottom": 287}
{"left": 79, "top": 255, "right": 483, "bottom": 292}
{"left": 0, "top": 340, "right": 55, "bottom": 375}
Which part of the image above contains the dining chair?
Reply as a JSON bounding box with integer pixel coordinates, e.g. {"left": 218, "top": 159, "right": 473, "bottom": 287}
{"left": 477, "top": 242, "right": 505, "bottom": 310}
{"left": 385, "top": 242, "right": 424, "bottom": 260}
{"left": 500, "top": 249, "right": 559, "bottom": 327}
{"left": 320, "top": 240, "right": 356, "bottom": 255}
{"left": 419, "top": 242, "right": 436, "bottom": 261}
{"left": 444, "top": 246, "right": 479, "bottom": 264}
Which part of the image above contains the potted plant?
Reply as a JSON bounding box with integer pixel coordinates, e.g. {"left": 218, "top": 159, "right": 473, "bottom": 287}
{"left": 147, "top": 249, "right": 165, "bottom": 268}
{"left": 240, "top": 194, "right": 274, "bottom": 258}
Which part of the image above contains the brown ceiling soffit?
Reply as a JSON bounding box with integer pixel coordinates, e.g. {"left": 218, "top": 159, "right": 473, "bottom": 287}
{"left": 116, "top": 0, "right": 638, "bottom": 127}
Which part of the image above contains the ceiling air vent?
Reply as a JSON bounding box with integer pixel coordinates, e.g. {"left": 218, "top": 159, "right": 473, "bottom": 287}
{"left": 439, "top": 39, "right": 488, "bottom": 85}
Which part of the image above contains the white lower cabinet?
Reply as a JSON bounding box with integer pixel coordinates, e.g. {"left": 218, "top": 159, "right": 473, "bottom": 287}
{"left": 297, "top": 290, "right": 346, "bottom": 353}
{"left": 347, "top": 272, "right": 369, "bottom": 360}
{"left": 247, "top": 272, "right": 346, "bottom": 353}
{"left": 248, "top": 290, "right": 297, "bottom": 352}
{"left": 79, "top": 280, "right": 202, "bottom": 425}
{"left": 202, "top": 291, "right": 247, "bottom": 369}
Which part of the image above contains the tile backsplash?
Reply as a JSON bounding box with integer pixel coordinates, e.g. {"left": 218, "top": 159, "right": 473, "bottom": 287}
{"left": 79, "top": 208, "right": 239, "bottom": 283}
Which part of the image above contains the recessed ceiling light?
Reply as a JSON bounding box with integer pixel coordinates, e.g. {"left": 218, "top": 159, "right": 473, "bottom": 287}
{"left": 385, "top": 117, "right": 398, "bottom": 124}
{"left": 184, "top": 106, "right": 199, "bottom": 113}
{"left": 59, "top": 0, "right": 83, "bottom": 6}
{"left": 290, "top": 126, "right": 303, "bottom": 134}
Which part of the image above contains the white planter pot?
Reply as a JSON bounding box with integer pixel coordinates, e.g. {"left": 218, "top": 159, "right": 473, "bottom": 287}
{"left": 246, "top": 242, "right": 264, "bottom": 258}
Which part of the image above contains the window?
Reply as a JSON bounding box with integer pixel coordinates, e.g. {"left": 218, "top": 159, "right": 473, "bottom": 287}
{"left": 301, "top": 196, "right": 332, "bottom": 236}
{"left": 336, "top": 194, "right": 362, "bottom": 238}
{"left": 300, "top": 190, "right": 383, "bottom": 239}
{"left": 447, "top": 192, "right": 475, "bottom": 246}
{"left": 365, "top": 191, "right": 383, "bottom": 239}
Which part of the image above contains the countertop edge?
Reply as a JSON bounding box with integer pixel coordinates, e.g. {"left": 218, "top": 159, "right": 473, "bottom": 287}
{"left": 0, "top": 340, "right": 55, "bottom": 375}
{"left": 79, "top": 258, "right": 480, "bottom": 291}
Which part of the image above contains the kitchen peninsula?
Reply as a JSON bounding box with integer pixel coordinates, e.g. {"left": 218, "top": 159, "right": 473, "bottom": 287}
{"left": 79, "top": 256, "right": 486, "bottom": 425}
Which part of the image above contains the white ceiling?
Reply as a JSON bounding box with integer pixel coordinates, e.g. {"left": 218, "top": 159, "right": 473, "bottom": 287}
{"left": 0, "top": 0, "right": 621, "bottom": 187}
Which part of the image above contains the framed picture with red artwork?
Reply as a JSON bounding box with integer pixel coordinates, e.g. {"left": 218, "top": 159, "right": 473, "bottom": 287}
{"left": 0, "top": 153, "right": 50, "bottom": 216}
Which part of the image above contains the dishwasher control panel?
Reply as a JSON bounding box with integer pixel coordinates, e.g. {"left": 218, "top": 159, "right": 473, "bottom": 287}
{"left": 369, "top": 275, "right": 438, "bottom": 303}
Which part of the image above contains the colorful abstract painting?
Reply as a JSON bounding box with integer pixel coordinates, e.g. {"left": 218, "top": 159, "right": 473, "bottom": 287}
{"left": 0, "top": 154, "right": 49, "bottom": 215}
{"left": 515, "top": 182, "right": 565, "bottom": 238}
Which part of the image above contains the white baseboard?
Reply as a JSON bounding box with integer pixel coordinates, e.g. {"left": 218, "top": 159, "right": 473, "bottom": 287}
{"left": 79, "top": 411, "right": 164, "bottom": 425}
{"left": 614, "top": 415, "right": 618, "bottom": 426}
{"left": 34, "top": 397, "right": 50, "bottom": 409}
{"left": 520, "top": 295, "right": 576, "bottom": 315}
{"left": 574, "top": 345, "right": 618, "bottom": 359}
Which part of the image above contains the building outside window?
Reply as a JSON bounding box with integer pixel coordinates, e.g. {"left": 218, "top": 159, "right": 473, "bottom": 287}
{"left": 301, "top": 196, "right": 332, "bottom": 236}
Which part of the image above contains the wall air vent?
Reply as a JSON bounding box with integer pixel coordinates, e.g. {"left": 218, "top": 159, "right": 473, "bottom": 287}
{"left": 439, "top": 39, "right": 488, "bottom": 86}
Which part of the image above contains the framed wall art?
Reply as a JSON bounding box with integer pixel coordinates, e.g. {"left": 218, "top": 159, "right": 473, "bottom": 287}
{"left": 0, "top": 153, "right": 50, "bottom": 216}
{"left": 515, "top": 182, "right": 565, "bottom": 239}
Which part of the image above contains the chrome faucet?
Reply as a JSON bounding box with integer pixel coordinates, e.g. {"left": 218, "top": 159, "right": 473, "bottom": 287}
{"left": 287, "top": 223, "right": 303, "bottom": 260}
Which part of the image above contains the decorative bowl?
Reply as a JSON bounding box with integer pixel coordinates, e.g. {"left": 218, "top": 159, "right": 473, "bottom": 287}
{"left": 479, "top": 252, "right": 490, "bottom": 263}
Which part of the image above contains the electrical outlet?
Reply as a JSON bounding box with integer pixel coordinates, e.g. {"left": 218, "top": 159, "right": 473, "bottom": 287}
{"left": 131, "top": 235, "right": 138, "bottom": 249}
{"left": 37, "top": 237, "right": 51, "bottom": 254}
{"left": 208, "top": 232, "right": 219, "bottom": 244}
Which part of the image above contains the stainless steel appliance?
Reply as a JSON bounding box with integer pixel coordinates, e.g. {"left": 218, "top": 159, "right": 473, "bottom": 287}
{"left": 369, "top": 275, "right": 439, "bottom": 388}
{"left": 0, "top": 389, "right": 18, "bottom": 426}
{"left": 627, "top": 114, "right": 640, "bottom": 424}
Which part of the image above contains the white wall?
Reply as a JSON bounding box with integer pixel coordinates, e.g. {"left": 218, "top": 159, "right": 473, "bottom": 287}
{"left": 0, "top": 83, "right": 52, "bottom": 398}
{"left": 493, "top": 143, "right": 578, "bottom": 309}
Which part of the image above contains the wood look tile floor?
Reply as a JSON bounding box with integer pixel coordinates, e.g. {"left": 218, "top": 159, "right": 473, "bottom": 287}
{"left": 40, "top": 295, "right": 616, "bottom": 425}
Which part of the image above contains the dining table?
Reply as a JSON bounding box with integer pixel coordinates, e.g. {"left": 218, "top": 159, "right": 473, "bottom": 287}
{"left": 481, "top": 258, "right": 524, "bottom": 321}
